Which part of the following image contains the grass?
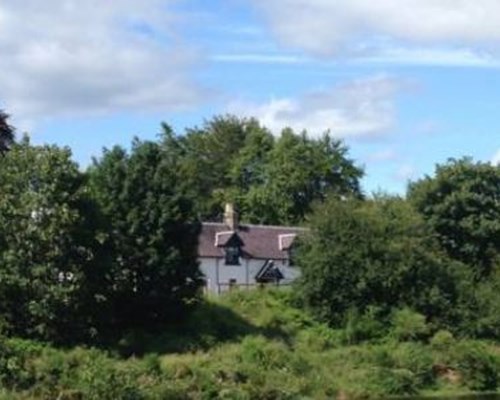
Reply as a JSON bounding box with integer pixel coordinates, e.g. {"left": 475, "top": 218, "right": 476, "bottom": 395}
{"left": 0, "top": 288, "right": 499, "bottom": 399}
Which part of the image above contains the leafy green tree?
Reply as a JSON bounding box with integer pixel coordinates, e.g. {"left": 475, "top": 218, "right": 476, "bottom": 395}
{"left": 167, "top": 115, "right": 273, "bottom": 220}
{"left": 295, "top": 196, "right": 466, "bottom": 327}
{"left": 0, "top": 138, "right": 108, "bottom": 342}
{"left": 0, "top": 110, "right": 15, "bottom": 155}
{"left": 408, "top": 158, "right": 500, "bottom": 279}
{"left": 164, "top": 115, "right": 363, "bottom": 225}
{"left": 89, "top": 138, "right": 202, "bottom": 330}
{"left": 243, "top": 129, "right": 363, "bottom": 225}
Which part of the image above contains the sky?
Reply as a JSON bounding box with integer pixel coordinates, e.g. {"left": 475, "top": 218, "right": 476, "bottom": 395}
{"left": 1, "top": 0, "right": 500, "bottom": 194}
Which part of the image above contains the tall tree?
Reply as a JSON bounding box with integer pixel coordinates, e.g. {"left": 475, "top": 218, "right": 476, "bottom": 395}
{"left": 0, "top": 138, "right": 108, "bottom": 343}
{"left": 243, "top": 129, "right": 363, "bottom": 225}
{"left": 171, "top": 115, "right": 272, "bottom": 220}
{"left": 89, "top": 139, "right": 202, "bottom": 330}
{"left": 0, "top": 110, "right": 15, "bottom": 155}
{"left": 408, "top": 158, "right": 500, "bottom": 279}
{"left": 296, "top": 196, "right": 466, "bottom": 327}
{"left": 163, "top": 115, "right": 363, "bottom": 226}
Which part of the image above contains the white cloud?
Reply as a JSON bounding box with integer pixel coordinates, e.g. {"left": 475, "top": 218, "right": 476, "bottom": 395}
{"left": 253, "top": 0, "right": 500, "bottom": 56}
{"left": 0, "top": 1, "right": 204, "bottom": 121}
{"left": 212, "top": 53, "right": 309, "bottom": 64}
{"left": 359, "top": 47, "right": 500, "bottom": 68}
{"left": 492, "top": 149, "right": 500, "bottom": 166}
{"left": 213, "top": 47, "right": 500, "bottom": 68}
{"left": 228, "top": 76, "right": 400, "bottom": 138}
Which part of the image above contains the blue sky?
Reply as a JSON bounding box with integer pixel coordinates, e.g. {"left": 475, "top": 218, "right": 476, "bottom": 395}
{"left": 1, "top": 1, "right": 500, "bottom": 194}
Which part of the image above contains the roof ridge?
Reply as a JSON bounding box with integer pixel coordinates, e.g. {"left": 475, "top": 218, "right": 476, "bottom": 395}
{"left": 201, "top": 221, "right": 308, "bottom": 230}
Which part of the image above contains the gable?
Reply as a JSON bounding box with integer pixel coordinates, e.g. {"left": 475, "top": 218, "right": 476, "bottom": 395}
{"left": 255, "top": 260, "right": 284, "bottom": 283}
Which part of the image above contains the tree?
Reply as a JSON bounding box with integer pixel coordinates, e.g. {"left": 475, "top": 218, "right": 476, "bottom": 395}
{"left": 408, "top": 158, "right": 500, "bottom": 279}
{"left": 243, "top": 129, "right": 363, "bottom": 225}
{"left": 168, "top": 115, "right": 273, "bottom": 220}
{"left": 0, "top": 110, "right": 15, "bottom": 155}
{"left": 88, "top": 139, "right": 203, "bottom": 330}
{"left": 164, "top": 115, "right": 364, "bottom": 226}
{"left": 0, "top": 138, "right": 108, "bottom": 342}
{"left": 295, "top": 196, "right": 465, "bottom": 327}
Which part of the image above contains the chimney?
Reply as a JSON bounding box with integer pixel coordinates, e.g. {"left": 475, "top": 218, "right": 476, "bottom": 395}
{"left": 224, "top": 203, "right": 239, "bottom": 230}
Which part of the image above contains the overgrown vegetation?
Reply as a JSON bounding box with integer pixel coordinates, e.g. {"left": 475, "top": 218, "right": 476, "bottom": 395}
{"left": 1, "top": 112, "right": 500, "bottom": 398}
{"left": 0, "top": 290, "right": 499, "bottom": 399}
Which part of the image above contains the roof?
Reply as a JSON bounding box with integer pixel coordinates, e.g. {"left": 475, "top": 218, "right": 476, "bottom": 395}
{"left": 198, "top": 222, "right": 307, "bottom": 260}
{"left": 215, "top": 231, "right": 242, "bottom": 247}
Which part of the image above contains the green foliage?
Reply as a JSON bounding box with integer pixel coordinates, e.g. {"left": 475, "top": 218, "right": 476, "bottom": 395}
{"left": 430, "top": 330, "right": 455, "bottom": 351}
{"left": 446, "top": 341, "right": 500, "bottom": 391}
{"left": 409, "top": 157, "right": 500, "bottom": 279}
{"left": 0, "top": 138, "right": 107, "bottom": 342}
{"left": 162, "top": 115, "right": 363, "bottom": 225}
{"left": 0, "top": 290, "right": 497, "bottom": 399}
{"left": 390, "top": 342, "right": 435, "bottom": 387}
{"left": 88, "top": 138, "right": 202, "bottom": 331}
{"left": 459, "top": 269, "right": 500, "bottom": 339}
{"left": 0, "top": 109, "right": 14, "bottom": 155}
{"left": 390, "top": 308, "right": 429, "bottom": 342}
{"left": 295, "top": 196, "right": 463, "bottom": 328}
{"left": 343, "top": 307, "right": 387, "bottom": 344}
{"left": 241, "top": 129, "right": 363, "bottom": 225}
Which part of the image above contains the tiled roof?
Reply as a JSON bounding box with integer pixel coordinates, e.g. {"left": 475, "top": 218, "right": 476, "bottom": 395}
{"left": 198, "top": 222, "right": 307, "bottom": 260}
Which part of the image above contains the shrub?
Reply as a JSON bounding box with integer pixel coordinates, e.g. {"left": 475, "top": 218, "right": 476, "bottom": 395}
{"left": 239, "top": 336, "right": 290, "bottom": 370}
{"left": 296, "top": 197, "right": 462, "bottom": 328}
{"left": 391, "top": 343, "right": 435, "bottom": 387}
{"left": 343, "top": 307, "right": 387, "bottom": 344}
{"left": 391, "top": 308, "right": 429, "bottom": 342}
{"left": 449, "top": 341, "right": 499, "bottom": 391}
{"left": 376, "top": 368, "right": 418, "bottom": 395}
{"left": 430, "top": 330, "right": 455, "bottom": 351}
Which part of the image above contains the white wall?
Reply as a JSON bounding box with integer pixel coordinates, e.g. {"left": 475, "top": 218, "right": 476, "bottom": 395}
{"left": 199, "top": 257, "right": 301, "bottom": 294}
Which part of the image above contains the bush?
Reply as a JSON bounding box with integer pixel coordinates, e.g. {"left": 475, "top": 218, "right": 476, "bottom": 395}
{"left": 239, "top": 336, "right": 290, "bottom": 370}
{"left": 430, "top": 330, "right": 455, "bottom": 351}
{"left": 295, "top": 324, "right": 342, "bottom": 351}
{"left": 391, "top": 308, "right": 429, "bottom": 342}
{"left": 296, "top": 197, "right": 463, "bottom": 328}
{"left": 449, "top": 341, "right": 499, "bottom": 391}
{"left": 375, "top": 368, "right": 418, "bottom": 396}
{"left": 391, "top": 343, "right": 435, "bottom": 387}
{"left": 343, "top": 307, "right": 387, "bottom": 345}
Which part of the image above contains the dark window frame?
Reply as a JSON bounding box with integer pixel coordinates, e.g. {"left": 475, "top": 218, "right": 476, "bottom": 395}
{"left": 225, "top": 246, "right": 241, "bottom": 266}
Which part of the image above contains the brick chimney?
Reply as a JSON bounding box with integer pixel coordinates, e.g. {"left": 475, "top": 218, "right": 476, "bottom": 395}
{"left": 224, "top": 203, "right": 239, "bottom": 231}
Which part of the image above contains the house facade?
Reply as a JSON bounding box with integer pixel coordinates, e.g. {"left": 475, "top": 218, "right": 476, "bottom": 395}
{"left": 198, "top": 204, "right": 305, "bottom": 294}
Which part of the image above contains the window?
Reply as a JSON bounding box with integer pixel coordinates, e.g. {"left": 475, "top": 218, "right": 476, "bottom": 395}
{"left": 225, "top": 246, "right": 240, "bottom": 265}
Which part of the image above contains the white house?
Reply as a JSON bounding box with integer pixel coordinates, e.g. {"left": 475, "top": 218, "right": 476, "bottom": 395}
{"left": 198, "top": 204, "right": 306, "bottom": 294}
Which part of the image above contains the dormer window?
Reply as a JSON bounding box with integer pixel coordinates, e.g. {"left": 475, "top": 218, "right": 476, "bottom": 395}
{"left": 215, "top": 231, "right": 244, "bottom": 266}
{"left": 225, "top": 246, "right": 240, "bottom": 265}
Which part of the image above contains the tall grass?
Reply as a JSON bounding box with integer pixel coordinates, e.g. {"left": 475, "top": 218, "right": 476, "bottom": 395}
{"left": 0, "top": 289, "right": 498, "bottom": 399}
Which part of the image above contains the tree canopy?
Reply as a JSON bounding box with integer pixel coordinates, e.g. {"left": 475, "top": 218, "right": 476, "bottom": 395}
{"left": 0, "top": 110, "right": 15, "bottom": 155}
{"left": 0, "top": 138, "right": 107, "bottom": 342}
{"left": 408, "top": 158, "right": 500, "bottom": 279}
{"left": 295, "top": 196, "right": 467, "bottom": 329}
{"left": 88, "top": 138, "right": 203, "bottom": 331}
{"left": 162, "top": 115, "right": 364, "bottom": 225}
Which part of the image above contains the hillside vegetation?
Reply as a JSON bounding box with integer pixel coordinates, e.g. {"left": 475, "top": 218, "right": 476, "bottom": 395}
{"left": 0, "top": 289, "right": 499, "bottom": 399}
{"left": 1, "top": 114, "right": 500, "bottom": 399}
